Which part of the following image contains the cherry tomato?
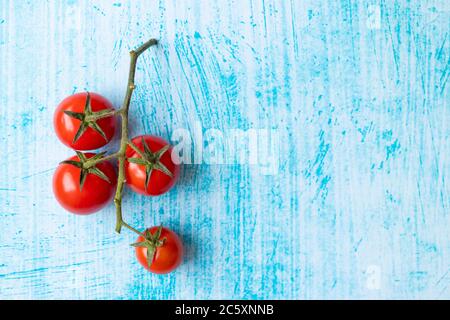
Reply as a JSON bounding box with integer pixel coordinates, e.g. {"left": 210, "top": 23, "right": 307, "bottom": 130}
{"left": 134, "top": 226, "right": 183, "bottom": 274}
{"left": 53, "top": 153, "right": 117, "bottom": 215}
{"left": 125, "top": 135, "right": 180, "bottom": 196}
{"left": 54, "top": 92, "right": 116, "bottom": 150}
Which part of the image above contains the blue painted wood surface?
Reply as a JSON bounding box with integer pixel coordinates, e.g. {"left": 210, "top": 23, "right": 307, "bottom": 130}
{"left": 0, "top": 0, "right": 449, "bottom": 299}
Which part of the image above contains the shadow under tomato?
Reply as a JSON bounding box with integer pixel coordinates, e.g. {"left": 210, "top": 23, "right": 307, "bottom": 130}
{"left": 178, "top": 230, "right": 198, "bottom": 268}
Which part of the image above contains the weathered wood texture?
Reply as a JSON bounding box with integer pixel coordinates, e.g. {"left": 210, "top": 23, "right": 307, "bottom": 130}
{"left": 0, "top": 0, "right": 449, "bottom": 299}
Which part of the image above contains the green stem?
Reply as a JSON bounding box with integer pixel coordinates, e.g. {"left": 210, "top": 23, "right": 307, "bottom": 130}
{"left": 85, "top": 109, "right": 121, "bottom": 122}
{"left": 84, "top": 152, "right": 121, "bottom": 168}
{"left": 121, "top": 221, "right": 144, "bottom": 236}
{"left": 113, "top": 38, "right": 158, "bottom": 234}
{"left": 127, "top": 139, "right": 146, "bottom": 158}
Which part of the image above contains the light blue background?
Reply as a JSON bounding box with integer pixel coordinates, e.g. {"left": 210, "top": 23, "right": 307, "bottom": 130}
{"left": 0, "top": 0, "right": 449, "bottom": 299}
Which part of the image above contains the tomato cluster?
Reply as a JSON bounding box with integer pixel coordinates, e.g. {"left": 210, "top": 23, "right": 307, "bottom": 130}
{"left": 52, "top": 92, "right": 182, "bottom": 274}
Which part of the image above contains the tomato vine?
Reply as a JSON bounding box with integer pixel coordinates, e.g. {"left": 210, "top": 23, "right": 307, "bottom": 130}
{"left": 54, "top": 39, "right": 183, "bottom": 272}
{"left": 82, "top": 38, "right": 159, "bottom": 236}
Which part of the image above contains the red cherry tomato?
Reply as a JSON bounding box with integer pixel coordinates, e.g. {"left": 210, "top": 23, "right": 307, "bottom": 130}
{"left": 53, "top": 153, "right": 117, "bottom": 215}
{"left": 135, "top": 227, "right": 183, "bottom": 274}
{"left": 125, "top": 135, "right": 180, "bottom": 196}
{"left": 54, "top": 92, "right": 116, "bottom": 150}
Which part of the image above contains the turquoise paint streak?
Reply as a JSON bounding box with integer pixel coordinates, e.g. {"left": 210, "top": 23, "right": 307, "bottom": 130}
{"left": 0, "top": 0, "right": 449, "bottom": 299}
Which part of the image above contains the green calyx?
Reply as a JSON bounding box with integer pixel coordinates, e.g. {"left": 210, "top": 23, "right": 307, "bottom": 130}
{"left": 127, "top": 137, "right": 173, "bottom": 192}
{"left": 64, "top": 92, "right": 113, "bottom": 144}
{"left": 130, "top": 226, "right": 166, "bottom": 268}
{"left": 60, "top": 151, "right": 111, "bottom": 190}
